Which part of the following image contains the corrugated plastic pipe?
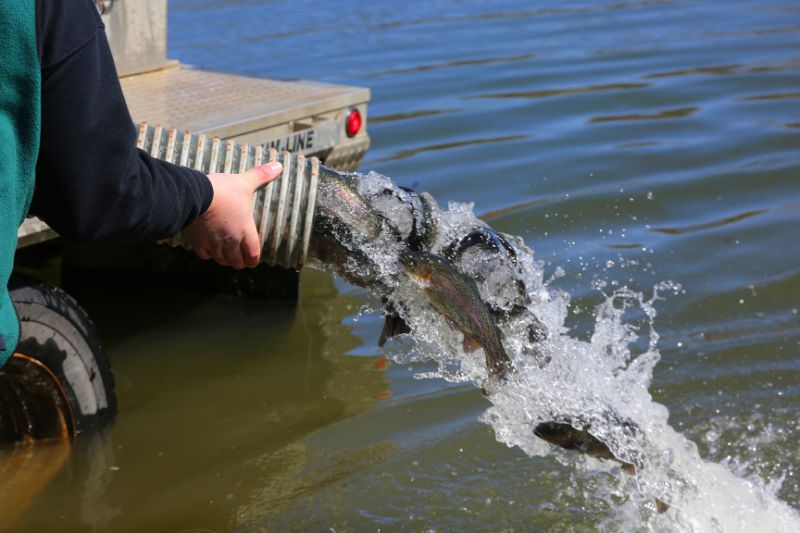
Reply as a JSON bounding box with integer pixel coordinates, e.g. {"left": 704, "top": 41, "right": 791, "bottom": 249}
{"left": 136, "top": 123, "right": 321, "bottom": 270}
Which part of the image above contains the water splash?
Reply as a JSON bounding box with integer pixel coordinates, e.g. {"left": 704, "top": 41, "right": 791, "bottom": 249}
{"left": 306, "top": 169, "right": 800, "bottom": 531}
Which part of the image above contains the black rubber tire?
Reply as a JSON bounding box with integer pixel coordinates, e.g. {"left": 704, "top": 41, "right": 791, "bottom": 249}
{"left": 8, "top": 274, "right": 116, "bottom": 434}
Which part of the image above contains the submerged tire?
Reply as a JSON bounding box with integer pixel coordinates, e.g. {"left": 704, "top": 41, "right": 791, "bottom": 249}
{"left": 6, "top": 275, "right": 116, "bottom": 436}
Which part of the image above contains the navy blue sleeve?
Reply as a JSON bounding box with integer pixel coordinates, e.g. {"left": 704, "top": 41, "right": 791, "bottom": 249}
{"left": 32, "top": 0, "right": 213, "bottom": 244}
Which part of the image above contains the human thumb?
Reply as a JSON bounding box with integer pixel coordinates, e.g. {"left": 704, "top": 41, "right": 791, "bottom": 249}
{"left": 246, "top": 161, "right": 283, "bottom": 190}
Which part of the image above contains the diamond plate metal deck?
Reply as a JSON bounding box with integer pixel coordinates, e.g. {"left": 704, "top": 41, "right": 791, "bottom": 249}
{"left": 121, "top": 65, "right": 371, "bottom": 139}
{"left": 19, "top": 66, "right": 370, "bottom": 248}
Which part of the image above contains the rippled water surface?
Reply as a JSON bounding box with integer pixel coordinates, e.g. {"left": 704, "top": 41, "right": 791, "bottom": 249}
{"left": 11, "top": 0, "right": 800, "bottom": 530}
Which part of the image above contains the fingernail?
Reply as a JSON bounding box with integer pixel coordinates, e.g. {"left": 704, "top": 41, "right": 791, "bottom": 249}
{"left": 254, "top": 162, "right": 281, "bottom": 181}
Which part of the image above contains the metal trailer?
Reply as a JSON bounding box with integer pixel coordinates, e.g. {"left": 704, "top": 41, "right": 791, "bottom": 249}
{"left": 18, "top": 0, "right": 371, "bottom": 250}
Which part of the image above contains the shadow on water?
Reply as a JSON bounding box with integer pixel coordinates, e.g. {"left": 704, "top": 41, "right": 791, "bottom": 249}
{"left": 8, "top": 270, "right": 393, "bottom": 531}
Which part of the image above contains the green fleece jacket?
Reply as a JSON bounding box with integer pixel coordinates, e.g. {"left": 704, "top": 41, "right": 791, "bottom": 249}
{"left": 0, "top": 0, "right": 40, "bottom": 366}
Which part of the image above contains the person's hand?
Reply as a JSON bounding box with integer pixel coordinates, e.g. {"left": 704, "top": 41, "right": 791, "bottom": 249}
{"left": 182, "top": 161, "right": 283, "bottom": 269}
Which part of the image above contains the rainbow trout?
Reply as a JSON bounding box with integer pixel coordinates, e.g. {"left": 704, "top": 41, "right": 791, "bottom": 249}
{"left": 401, "top": 251, "right": 514, "bottom": 381}
{"left": 534, "top": 421, "right": 637, "bottom": 475}
{"left": 534, "top": 420, "right": 669, "bottom": 511}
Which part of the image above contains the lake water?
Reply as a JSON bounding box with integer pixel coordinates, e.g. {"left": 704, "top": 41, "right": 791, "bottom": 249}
{"left": 10, "top": 0, "right": 800, "bottom": 530}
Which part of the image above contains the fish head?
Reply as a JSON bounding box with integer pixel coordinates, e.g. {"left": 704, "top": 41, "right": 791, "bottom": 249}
{"left": 401, "top": 250, "right": 442, "bottom": 287}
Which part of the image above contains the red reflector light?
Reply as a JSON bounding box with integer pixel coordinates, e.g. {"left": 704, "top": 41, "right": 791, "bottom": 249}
{"left": 346, "top": 108, "right": 362, "bottom": 138}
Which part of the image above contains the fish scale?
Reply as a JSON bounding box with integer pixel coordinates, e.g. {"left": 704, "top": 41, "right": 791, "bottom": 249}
{"left": 401, "top": 251, "right": 514, "bottom": 381}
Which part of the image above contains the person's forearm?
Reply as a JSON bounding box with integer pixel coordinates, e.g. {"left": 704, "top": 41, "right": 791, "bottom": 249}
{"left": 32, "top": 7, "right": 212, "bottom": 243}
{"left": 32, "top": 0, "right": 279, "bottom": 268}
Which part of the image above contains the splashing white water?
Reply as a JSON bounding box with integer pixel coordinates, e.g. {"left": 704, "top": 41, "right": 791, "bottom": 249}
{"left": 311, "top": 170, "right": 800, "bottom": 531}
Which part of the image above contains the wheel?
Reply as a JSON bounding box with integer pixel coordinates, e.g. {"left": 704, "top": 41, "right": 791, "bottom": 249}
{"left": 1, "top": 275, "right": 116, "bottom": 440}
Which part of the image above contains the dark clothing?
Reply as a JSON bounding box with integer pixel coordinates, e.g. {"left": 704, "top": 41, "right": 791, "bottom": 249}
{"left": 32, "top": 0, "right": 213, "bottom": 243}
